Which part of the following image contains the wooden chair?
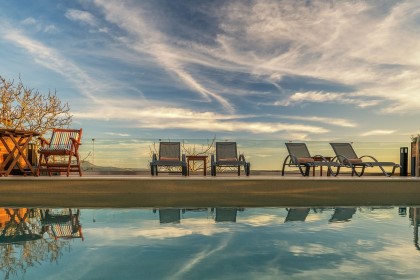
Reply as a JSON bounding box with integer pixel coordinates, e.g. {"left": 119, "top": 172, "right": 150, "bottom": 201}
{"left": 37, "top": 128, "right": 82, "bottom": 177}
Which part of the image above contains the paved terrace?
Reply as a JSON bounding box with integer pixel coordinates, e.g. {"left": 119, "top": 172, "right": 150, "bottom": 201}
{"left": 1, "top": 172, "right": 420, "bottom": 208}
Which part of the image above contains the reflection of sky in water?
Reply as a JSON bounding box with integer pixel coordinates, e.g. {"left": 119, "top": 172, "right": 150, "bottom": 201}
{"left": 9, "top": 207, "right": 420, "bottom": 280}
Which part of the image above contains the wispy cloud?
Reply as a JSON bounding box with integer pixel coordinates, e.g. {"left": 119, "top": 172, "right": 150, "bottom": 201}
{"left": 104, "top": 132, "right": 130, "bottom": 137}
{"left": 275, "top": 91, "right": 380, "bottom": 108}
{"left": 278, "top": 115, "right": 356, "bottom": 128}
{"left": 93, "top": 0, "right": 235, "bottom": 112}
{"left": 2, "top": 29, "right": 102, "bottom": 102}
{"left": 73, "top": 105, "right": 328, "bottom": 134}
{"left": 21, "top": 17, "right": 58, "bottom": 33}
{"left": 207, "top": 1, "right": 420, "bottom": 113}
{"left": 21, "top": 17, "right": 37, "bottom": 25}
{"left": 92, "top": 0, "right": 420, "bottom": 115}
{"left": 65, "top": 9, "right": 97, "bottom": 26}
{"left": 360, "top": 130, "right": 396, "bottom": 137}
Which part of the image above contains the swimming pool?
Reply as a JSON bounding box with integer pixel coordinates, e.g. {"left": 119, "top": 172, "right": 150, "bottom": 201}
{"left": 1, "top": 206, "right": 420, "bottom": 279}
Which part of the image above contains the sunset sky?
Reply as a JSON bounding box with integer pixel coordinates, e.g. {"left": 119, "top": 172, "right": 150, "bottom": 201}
{"left": 1, "top": 0, "right": 419, "bottom": 142}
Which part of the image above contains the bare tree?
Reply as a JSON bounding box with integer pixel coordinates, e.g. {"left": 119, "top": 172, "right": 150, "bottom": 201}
{"left": 0, "top": 75, "right": 72, "bottom": 135}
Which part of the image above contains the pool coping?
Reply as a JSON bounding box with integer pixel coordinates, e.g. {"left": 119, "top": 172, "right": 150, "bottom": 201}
{"left": 1, "top": 175, "right": 420, "bottom": 208}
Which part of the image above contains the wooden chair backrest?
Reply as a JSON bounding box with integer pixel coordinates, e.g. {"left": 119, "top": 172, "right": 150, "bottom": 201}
{"left": 49, "top": 128, "right": 82, "bottom": 150}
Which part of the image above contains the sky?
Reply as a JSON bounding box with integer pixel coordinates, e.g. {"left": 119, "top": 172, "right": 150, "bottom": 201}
{"left": 1, "top": 0, "right": 420, "bottom": 142}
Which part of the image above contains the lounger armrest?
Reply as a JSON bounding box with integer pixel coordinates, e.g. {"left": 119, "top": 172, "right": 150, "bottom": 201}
{"left": 334, "top": 154, "right": 352, "bottom": 165}
{"left": 360, "top": 155, "right": 380, "bottom": 167}
{"left": 360, "top": 155, "right": 378, "bottom": 162}
{"left": 360, "top": 155, "right": 401, "bottom": 167}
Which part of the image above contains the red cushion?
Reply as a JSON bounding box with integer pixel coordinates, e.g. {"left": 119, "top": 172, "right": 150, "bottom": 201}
{"left": 160, "top": 157, "right": 179, "bottom": 161}
{"left": 344, "top": 158, "right": 363, "bottom": 164}
{"left": 219, "top": 157, "right": 237, "bottom": 161}
{"left": 297, "top": 157, "right": 314, "bottom": 163}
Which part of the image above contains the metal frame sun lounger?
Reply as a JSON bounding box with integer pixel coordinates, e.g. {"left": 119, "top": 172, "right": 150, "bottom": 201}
{"left": 282, "top": 142, "right": 340, "bottom": 176}
{"left": 150, "top": 142, "right": 187, "bottom": 176}
{"left": 330, "top": 142, "right": 400, "bottom": 177}
{"left": 211, "top": 142, "right": 250, "bottom": 176}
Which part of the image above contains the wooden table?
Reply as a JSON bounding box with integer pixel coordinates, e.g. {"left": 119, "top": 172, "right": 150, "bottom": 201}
{"left": 312, "top": 156, "right": 333, "bottom": 176}
{"left": 0, "top": 129, "right": 40, "bottom": 176}
{"left": 186, "top": 155, "right": 208, "bottom": 176}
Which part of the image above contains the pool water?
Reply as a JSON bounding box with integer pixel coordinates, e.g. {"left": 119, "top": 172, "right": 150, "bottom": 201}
{"left": 1, "top": 206, "right": 420, "bottom": 279}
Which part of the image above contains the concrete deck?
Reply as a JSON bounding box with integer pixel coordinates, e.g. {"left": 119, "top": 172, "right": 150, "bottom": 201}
{"left": 1, "top": 175, "right": 420, "bottom": 208}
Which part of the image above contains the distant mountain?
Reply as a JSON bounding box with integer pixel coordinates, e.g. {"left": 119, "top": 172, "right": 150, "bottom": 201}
{"left": 81, "top": 161, "right": 148, "bottom": 174}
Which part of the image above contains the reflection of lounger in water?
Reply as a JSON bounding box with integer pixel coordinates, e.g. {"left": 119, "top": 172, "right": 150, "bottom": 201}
{"left": 329, "top": 208, "right": 356, "bottom": 223}
{"left": 215, "top": 208, "right": 238, "bottom": 222}
{"left": 158, "top": 209, "right": 181, "bottom": 224}
{"left": 285, "top": 208, "right": 310, "bottom": 222}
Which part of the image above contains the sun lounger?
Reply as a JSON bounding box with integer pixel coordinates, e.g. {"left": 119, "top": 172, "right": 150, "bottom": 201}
{"left": 330, "top": 142, "right": 400, "bottom": 177}
{"left": 211, "top": 142, "right": 250, "bottom": 176}
{"left": 282, "top": 142, "right": 340, "bottom": 176}
{"left": 150, "top": 142, "right": 187, "bottom": 176}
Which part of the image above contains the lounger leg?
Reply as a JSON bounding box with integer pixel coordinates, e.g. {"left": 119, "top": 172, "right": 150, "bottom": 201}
{"left": 391, "top": 166, "right": 397, "bottom": 176}
{"left": 281, "top": 156, "right": 290, "bottom": 176}
{"left": 329, "top": 166, "right": 340, "bottom": 177}
{"left": 238, "top": 166, "right": 240, "bottom": 176}
{"left": 350, "top": 164, "right": 357, "bottom": 176}
{"left": 297, "top": 164, "right": 308, "bottom": 176}
{"left": 304, "top": 165, "right": 311, "bottom": 176}
{"left": 352, "top": 166, "right": 365, "bottom": 177}
{"left": 379, "top": 165, "right": 394, "bottom": 177}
